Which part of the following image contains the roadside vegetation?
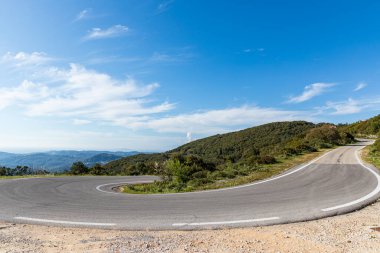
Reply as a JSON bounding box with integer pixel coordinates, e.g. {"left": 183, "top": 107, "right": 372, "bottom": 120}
{"left": 122, "top": 149, "right": 330, "bottom": 194}
{"left": 339, "top": 114, "right": 380, "bottom": 170}
{"left": 0, "top": 165, "right": 50, "bottom": 178}
{"left": 362, "top": 139, "right": 380, "bottom": 170}
{"left": 338, "top": 114, "right": 380, "bottom": 138}
{"left": 66, "top": 121, "right": 355, "bottom": 193}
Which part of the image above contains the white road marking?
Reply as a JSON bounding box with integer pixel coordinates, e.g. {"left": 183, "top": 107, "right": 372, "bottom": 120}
{"left": 96, "top": 181, "right": 154, "bottom": 194}
{"left": 14, "top": 217, "right": 116, "bottom": 226}
{"left": 172, "top": 217, "right": 280, "bottom": 226}
{"left": 321, "top": 146, "right": 380, "bottom": 212}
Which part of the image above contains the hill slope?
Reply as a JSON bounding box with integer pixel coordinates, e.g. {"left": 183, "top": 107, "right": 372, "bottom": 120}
{"left": 105, "top": 121, "right": 351, "bottom": 176}
{"left": 339, "top": 114, "right": 380, "bottom": 136}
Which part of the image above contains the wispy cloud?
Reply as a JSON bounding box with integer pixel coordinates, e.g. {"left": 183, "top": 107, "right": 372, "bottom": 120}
{"left": 354, "top": 82, "right": 367, "bottom": 91}
{"left": 318, "top": 96, "right": 380, "bottom": 115}
{"left": 87, "top": 56, "right": 143, "bottom": 65}
{"left": 325, "top": 98, "right": 362, "bottom": 115}
{"left": 287, "top": 83, "right": 335, "bottom": 104}
{"left": 157, "top": 0, "right": 175, "bottom": 13}
{"left": 243, "top": 48, "right": 265, "bottom": 53}
{"left": 84, "top": 25, "right": 129, "bottom": 40}
{"left": 128, "top": 106, "right": 313, "bottom": 134}
{"left": 149, "top": 48, "right": 195, "bottom": 63}
{"left": 1, "top": 52, "right": 52, "bottom": 66}
{"left": 74, "top": 9, "right": 91, "bottom": 22}
{"left": 150, "top": 52, "right": 177, "bottom": 62}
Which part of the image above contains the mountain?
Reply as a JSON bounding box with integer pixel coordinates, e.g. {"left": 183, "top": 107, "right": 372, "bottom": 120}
{"left": 338, "top": 114, "right": 380, "bottom": 137}
{"left": 104, "top": 121, "right": 351, "bottom": 175}
{"left": 0, "top": 151, "right": 140, "bottom": 172}
{"left": 0, "top": 152, "right": 18, "bottom": 160}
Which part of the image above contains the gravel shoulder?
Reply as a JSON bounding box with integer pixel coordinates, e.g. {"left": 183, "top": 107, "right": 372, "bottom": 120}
{"left": 0, "top": 198, "right": 379, "bottom": 253}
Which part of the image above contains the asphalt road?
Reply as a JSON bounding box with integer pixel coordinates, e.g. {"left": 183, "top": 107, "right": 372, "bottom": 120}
{"left": 0, "top": 140, "right": 379, "bottom": 230}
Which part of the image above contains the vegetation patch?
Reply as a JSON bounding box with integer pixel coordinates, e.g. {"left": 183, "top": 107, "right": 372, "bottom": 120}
{"left": 0, "top": 166, "right": 50, "bottom": 178}
{"left": 362, "top": 140, "right": 380, "bottom": 170}
{"left": 122, "top": 149, "right": 330, "bottom": 194}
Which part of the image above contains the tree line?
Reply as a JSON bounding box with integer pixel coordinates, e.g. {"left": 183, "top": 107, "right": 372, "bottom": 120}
{"left": 0, "top": 166, "right": 50, "bottom": 176}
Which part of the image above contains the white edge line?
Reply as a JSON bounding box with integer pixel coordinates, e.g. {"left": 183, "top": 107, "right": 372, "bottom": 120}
{"left": 321, "top": 145, "right": 380, "bottom": 212}
{"left": 172, "top": 217, "right": 280, "bottom": 226}
{"left": 14, "top": 217, "right": 116, "bottom": 226}
{"left": 96, "top": 181, "right": 154, "bottom": 194}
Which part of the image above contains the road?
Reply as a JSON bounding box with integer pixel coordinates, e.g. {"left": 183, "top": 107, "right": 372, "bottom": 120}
{"left": 0, "top": 141, "right": 379, "bottom": 230}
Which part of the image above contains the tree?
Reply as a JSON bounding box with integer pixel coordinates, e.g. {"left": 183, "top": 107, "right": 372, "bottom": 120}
{"left": 306, "top": 125, "right": 341, "bottom": 147}
{"left": 90, "top": 163, "right": 107, "bottom": 175}
{"left": 70, "top": 161, "right": 89, "bottom": 175}
{"left": 0, "top": 167, "right": 6, "bottom": 176}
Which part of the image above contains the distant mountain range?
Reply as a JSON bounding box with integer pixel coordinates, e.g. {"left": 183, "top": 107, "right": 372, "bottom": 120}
{"left": 0, "top": 150, "right": 140, "bottom": 172}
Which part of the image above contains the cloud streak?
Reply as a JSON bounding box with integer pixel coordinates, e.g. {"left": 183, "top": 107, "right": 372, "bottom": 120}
{"left": 1, "top": 52, "right": 52, "bottom": 66}
{"left": 287, "top": 83, "right": 335, "bottom": 103}
{"left": 84, "top": 25, "right": 129, "bottom": 40}
{"left": 319, "top": 97, "right": 380, "bottom": 115}
{"left": 157, "top": 0, "right": 175, "bottom": 13}
{"left": 74, "top": 9, "right": 91, "bottom": 22}
{"left": 128, "top": 106, "right": 314, "bottom": 134}
{"left": 354, "top": 82, "right": 367, "bottom": 91}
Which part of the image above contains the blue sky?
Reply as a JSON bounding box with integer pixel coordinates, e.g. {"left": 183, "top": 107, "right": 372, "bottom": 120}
{"left": 0, "top": 0, "right": 380, "bottom": 152}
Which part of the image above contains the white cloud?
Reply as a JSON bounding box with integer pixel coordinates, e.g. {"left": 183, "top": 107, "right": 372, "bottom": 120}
{"left": 2, "top": 52, "right": 52, "bottom": 66}
{"left": 74, "top": 9, "right": 91, "bottom": 21}
{"left": 326, "top": 98, "right": 362, "bottom": 115}
{"left": 149, "top": 49, "right": 195, "bottom": 63}
{"left": 354, "top": 82, "right": 367, "bottom": 91}
{"left": 243, "top": 48, "right": 265, "bottom": 53}
{"left": 150, "top": 52, "right": 177, "bottom": 62}
{"left": 84, "top": 25, "right": 129, "bottom": 40}
{"left": 321, "top": 96, "right": 380, "bottom": 115}
{"left": 0, "top": 52, "right": 323, "bottom": 138}
{"left": 0, "top": 62, "right": 173, "bottom": 125}
{"left": 288, "top": 83, "right": 335, "bottom": 103}
{"left": 157, "top": 0, "right": 175, "bottom": 13}
{"left": 0, "top": 80, "right": 49, "bottom": 110}
{"left": 128, "top": 106, "right": 313, "bottom": 134}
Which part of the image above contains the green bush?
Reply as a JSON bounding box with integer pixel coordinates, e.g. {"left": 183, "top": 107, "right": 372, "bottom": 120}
{"left": 371, "top": 139, "right": 380, "bottom": 154}
{"left": 69, "top": 161, "right": 89, "bottom": 175}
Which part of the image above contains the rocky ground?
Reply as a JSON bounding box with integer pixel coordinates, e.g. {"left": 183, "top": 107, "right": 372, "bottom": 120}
{"left": 0, "top": 198, "right": 379, "bottom": 253}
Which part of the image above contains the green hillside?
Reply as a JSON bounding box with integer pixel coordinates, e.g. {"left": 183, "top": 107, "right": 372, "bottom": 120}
{"left": 338, "top": 114, "right": 380, "bottom": 136}
{"left": 100, "top": 121, "right": 353, "bottom": 192}
{"left": 106, "top": 121, "right": 314, "bottom": 172}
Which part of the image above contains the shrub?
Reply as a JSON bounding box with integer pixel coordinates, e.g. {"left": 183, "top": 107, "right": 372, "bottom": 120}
{"left": 90, "top": 163, "right": 107, "bottom": 175}
{"left": 306, "top": 125, "right": 341, "bottom": 148}
{"left": 258, "top": 155, "right": 276, "bottom": 164}
{"left": 70, "top": 161, "right": 89, "bottom": 175}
